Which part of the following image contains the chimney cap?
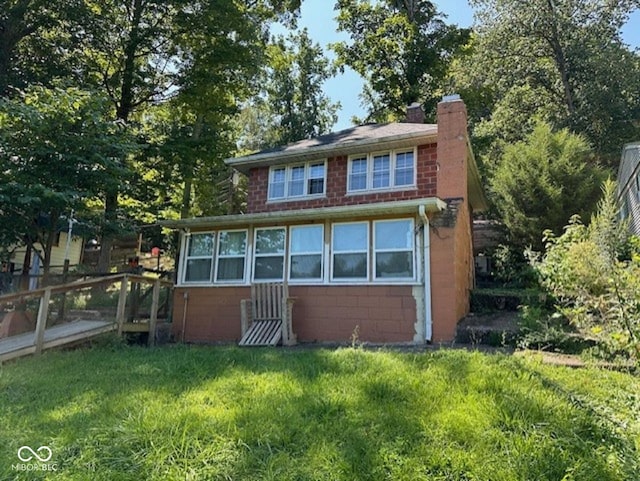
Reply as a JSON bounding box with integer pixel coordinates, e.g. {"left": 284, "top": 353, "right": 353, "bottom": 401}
{"left": 441, "top": 94, "right": 461, "bottom": 102}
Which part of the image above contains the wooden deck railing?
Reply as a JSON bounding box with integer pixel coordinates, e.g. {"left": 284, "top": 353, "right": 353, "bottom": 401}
{"left": 0, "top": 274, "right": 173, "bottom": 356}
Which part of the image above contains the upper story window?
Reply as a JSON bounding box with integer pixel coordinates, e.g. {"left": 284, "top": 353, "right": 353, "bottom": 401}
{"left": 268, "top": 161, "right": 326, "bottom": 201}
{"left": 348, "top": 149, "right": 416, "bottom": 193}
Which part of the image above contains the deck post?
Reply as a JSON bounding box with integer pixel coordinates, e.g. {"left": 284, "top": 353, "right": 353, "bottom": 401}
{"left": 148, "top": 279, "right": 161, "bottom": 346}
{"left": 34, "top": 287, "right": 52, "bottom": 355}
{"left": 116, "top": 276, "right": 129, "bottom": 336}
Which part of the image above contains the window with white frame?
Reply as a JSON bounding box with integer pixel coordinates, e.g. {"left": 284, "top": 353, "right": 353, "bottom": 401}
{"left": 215, "top": 230, "right": 247, "bottom": 282}
{"left": 332, "top": 222, "right": 369, "bottom": 280}
{"left": 268, "top": 162, "right": 326, "bottom": 200}
{"left": 289, "top": 225, "right": 323, "bottom": 280}
{"left": 374, "top": 219, "right": 414, "bottom": 279}
{"left": 347, "top": 149, "right": 416, "bottom": 192}
{"left": 348, "top": 156, "right": 368, "bottom": 191}
{"left": 253, "top": 228, "right": 286, "bottom": 280}
{"left": 183, "top": 233, "right": 215, "bottom": 283}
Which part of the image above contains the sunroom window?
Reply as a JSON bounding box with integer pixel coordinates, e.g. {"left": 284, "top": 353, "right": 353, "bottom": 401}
{"left": 215, "top": 230, "right": 247, "bottom": 282}
{"left": 254, "top": 228, "right": 286, "bottom": 280}
{"left": 289, "top": 225, "right": 323, "bottom": 280}
{"left": 183, "top": 233, "right": 215, "bottom": 283}
{"left": 374, "top": 219, "right": 414, "bottom": 279}
{"left": 332, "top": 222, "right": 369, "bottom": 280}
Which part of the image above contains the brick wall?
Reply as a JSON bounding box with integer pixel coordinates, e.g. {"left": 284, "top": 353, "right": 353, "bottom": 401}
{"left": 247, "top": 143, "right": 437, "bottom": 213}
{"left": 172, "top": 285, "right": 417, "bottom": 343}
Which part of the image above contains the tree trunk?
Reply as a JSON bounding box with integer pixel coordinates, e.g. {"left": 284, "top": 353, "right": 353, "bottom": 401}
{"left": 97, "top": 191, "right": 118, "bottom": 273}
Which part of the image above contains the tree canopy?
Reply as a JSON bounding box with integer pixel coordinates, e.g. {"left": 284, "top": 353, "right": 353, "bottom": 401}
{"left": 333, "top": 0, "right": 469, "bottom": 123}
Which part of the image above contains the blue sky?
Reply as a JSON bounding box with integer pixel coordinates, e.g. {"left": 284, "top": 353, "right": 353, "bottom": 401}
{"left": 291, "top": 0, "right": 640, "bottom": 131}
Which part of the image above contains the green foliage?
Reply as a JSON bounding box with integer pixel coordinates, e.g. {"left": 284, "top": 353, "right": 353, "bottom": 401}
{"left": 456, "top": 0, "right": 640, "bottom": 160}
{"left": 0, "top": 86, "right": 137, "bottom": 271}
{"left": 332, "top": 0, "right": 469, "bottom": 123}
{"left": 236, "top": 29, "right": 339, "bottom": 152}
{"left": 533, "top": 180, "right": 640, "bottom": 363}
{"left": 491, "top": 121, "right": 605, "bottom": 250}
{"left": 491, "top": 244, "right": 538, "bottom": 288}
{"left": 1, "top": 346, "right": 639, "bottom": 480}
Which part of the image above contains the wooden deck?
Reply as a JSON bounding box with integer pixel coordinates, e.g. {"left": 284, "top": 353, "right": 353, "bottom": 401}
{"left": 0, "top": 320, "right": 116, "bottom": 363}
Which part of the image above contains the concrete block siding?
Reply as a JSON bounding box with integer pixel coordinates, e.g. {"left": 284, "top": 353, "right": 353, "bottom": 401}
{"left": 172, "top": 285, "right": 417, "bottom": 343}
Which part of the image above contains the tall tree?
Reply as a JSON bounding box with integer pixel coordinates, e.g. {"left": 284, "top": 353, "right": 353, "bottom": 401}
{"left": 456, "top": 0, "right": 640, "bottom": 160}
{"left": 0, "top": 86, "right": 135, "bottom": 277}
{"left": 332, "top": 0, "right": 469, "bottom": 123}
{"left": 237, "top": 29, "right": 339, "bottom": 152}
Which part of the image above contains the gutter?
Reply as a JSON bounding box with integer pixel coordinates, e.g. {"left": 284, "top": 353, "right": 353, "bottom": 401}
{"left": 160, "top": 197, "right": 447, "bottom": 230}
{"left": 418, "top": 204, "right": 433, "bottom": 342}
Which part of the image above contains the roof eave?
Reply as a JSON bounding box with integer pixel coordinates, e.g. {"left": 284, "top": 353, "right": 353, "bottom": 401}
{"left": 226, "top": 130, "right": 438, "bottom": 175}
{"left": 159, "top": 197, "right": 446, "bottom": 230}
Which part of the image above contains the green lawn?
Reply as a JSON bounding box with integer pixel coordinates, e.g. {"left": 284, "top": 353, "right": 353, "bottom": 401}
{"left": 1, "top": 343, "right": 638, "bottom": 481}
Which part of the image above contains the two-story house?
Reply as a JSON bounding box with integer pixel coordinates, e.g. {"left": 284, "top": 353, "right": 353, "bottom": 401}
{"left": 163, "top": 96, "right": 487, "bottom": 344}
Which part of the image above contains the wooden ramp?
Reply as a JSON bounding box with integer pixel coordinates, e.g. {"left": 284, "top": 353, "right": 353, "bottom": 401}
{"left": 239, "top": 320, "right": 282, "bottom": 347}
{"left": 0, "top": 320, "right": 115, "bottom": 362}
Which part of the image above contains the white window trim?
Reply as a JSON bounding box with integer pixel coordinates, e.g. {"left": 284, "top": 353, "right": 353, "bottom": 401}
{"left": 214, "top": 229, "right": 248, "bottom": 284}
{"left": 268, "top": 160, "right": 327, "bottom": 201}
{"left": 252, "top": 226, "right": 286, "bottom": 282}
{"left": 373, "top": 219, "right": 416, "bottom": 281}
{"left": 181, "top": 231, "right": 216, "bottom": 285}
{"left": 347, "top": 147, "right": 417, "bottom": 194}
{"left": 288, "top": 224, "right": 324, "bottom": 283}
{"left": 330, "top": 221, "right": 370, "bottom": 282}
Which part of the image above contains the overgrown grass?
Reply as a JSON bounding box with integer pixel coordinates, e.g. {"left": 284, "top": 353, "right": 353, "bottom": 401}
{"left": 1, "top": 344, "right": 638, "bottom": 480}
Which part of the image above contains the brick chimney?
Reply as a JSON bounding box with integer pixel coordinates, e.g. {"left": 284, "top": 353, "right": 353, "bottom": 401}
{"left": 436, "top": 95, "right": 468, "bottom": 201}
{"left": 405, "top": 102, "right": 424, "bottom": 123}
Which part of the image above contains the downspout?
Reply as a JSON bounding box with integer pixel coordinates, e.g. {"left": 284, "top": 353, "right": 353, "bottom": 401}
{"left": 419, "top": 205, "right": 432, "bottom": 342}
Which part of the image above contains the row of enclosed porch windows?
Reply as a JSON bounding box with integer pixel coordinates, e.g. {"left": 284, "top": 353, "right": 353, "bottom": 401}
{"left": 182, "top": 219, "right": 416, "bottom": 284}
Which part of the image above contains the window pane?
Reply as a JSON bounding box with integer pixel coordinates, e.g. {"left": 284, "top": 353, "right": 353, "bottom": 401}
{"left": 395, "top": 151, "right": 414, "bottom": 186}
{"left": 269, "top": 168, "right": 286, "bottom": 199}
{"left": 373, "top": 154, "right": 390, "bottom": 188}
{"left": 375, "top": 220, "right": 413, "bottom": 250}
{"left": 291, "top": 254, "right": 322, "bottom": 279}
{"left": 217, "top": 258, "right": 244, "bottom": 281}
{"left": 376, "top": 252, "right": 413, "bottom": 278}
{"left": 289, "top": 166, "right": 305, "bottom": 196}
{"left": 218, "top": 231, "right": 246, "bottom": 256}
{"left": 188, "top": 234, "right": 214, "bottom": 257}
{"left": 309, "top": 163, "right": 325, "bottom": 179}
{"left": 256, "top": 229, "right": 285, "bottom": 254}
{"left": 291, "top": 225, "right": 323, "bottom": 253}
{"left": 254, "top": 256, "right": 284, "bottom": 280}
{"left": 349, "top": 158, "right": 367, "bottom": 190}
{"left": 333, "top": 253, "right": 367, "bottom": 278}
{"left": 308, "top": 177, "right": 324, "bottom": 194}
{"left": 333, "top": 223, "right": 367, "bottom": 251}
{"left": 185, "top": 259, "right": 212, "bottom": 282}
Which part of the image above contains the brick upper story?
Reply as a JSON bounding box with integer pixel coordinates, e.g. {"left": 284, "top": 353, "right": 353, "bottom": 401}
{"left": 246, "top": 143, "right": 438, "bottom": 214}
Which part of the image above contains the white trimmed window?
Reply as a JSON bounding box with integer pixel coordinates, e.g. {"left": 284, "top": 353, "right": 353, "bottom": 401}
{"left": 215, "top": 230, "right": 247, "bottom": 282}
{"left": 183, "top": 232, "right": 215, "bottom": 283}
{"left": 332, "top": 222, "right": 369, "bottom": 280}
{"left": 347, "top": 149, "right": 416, "bottom": 192}
{"left": 348, "top": 156, "right": 368, "bottom": 191}
{"left": 268, "top": 162, "right": 326, "bottom": 200}
{"left": 253, "top": 228, "right": 286, "bottom": 281}
{"left": 374, "top": 219, "right": 415, "bottom": 279}
{"left": 289, "top": 225, "right": 323, "bottom": 280}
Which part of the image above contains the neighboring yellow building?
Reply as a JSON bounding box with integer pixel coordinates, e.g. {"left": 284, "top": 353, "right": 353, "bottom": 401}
{"left": 9, "top": 232, "right": 84, "bottom": 276}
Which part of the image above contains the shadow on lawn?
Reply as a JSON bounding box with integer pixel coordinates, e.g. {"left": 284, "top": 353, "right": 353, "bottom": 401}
{"left": 0, "top": 346, "right": 637, "bottom": 480}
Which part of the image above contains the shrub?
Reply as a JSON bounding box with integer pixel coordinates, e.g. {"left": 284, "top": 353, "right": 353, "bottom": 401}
{"left": 531, "top": 180, "right": 640, "bottom": 362}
